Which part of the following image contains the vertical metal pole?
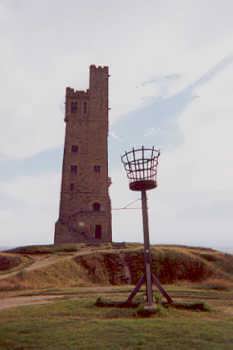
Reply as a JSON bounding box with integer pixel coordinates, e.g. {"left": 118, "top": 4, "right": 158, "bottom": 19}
{"left": 141, "top": 190, "right": 153, "bottom": 307}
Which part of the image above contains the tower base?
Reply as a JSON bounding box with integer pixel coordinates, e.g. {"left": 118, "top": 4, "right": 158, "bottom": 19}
{"left": 54, "top": 220, "right": 112, "bottom": 244}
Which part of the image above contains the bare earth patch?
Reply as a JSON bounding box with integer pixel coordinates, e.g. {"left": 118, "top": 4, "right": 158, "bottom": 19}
{"left": 0, "top": 294, "right": 67, "bottom": 311}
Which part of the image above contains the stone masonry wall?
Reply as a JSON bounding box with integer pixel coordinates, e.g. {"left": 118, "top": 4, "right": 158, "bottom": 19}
{"left": 54, "top": 65, "right": 112, "bottom": 244}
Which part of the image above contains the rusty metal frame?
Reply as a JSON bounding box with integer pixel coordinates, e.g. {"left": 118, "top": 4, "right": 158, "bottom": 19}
{"left": 121, "top": 146, "right": 173, "bottom": 308}
{"left": 121, "top": 146, "right": 160, "bottom": 185}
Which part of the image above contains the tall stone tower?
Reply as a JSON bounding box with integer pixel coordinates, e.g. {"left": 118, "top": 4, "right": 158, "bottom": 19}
{"left": 54, "top": 65, "right": 112, "bottom": 244}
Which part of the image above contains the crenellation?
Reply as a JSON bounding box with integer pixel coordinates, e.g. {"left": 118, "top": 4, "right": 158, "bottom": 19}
{"left": 66, "top": 87, "right": 90, "bottom": 98}
{"left": 90, "top": 64, "right": 108, "bottom": 71}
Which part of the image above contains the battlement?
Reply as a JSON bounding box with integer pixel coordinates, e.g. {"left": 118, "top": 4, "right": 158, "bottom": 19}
{"left": 90, "top": 65, "right": 109, "bottom": 79}
{"left": 89, "top": 65, "right": 109, "bottom": 95}
{"left": 66, "top": 87, "right": 90, "bottom": 99}
{"left": 90, "top": 64, "right": 109, "bottom": 73}
{"left": 66, "top": 65, "right": 109, "bottom": 101}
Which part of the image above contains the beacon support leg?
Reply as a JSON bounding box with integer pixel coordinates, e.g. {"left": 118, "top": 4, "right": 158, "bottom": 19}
{"left": 141, "top": 190, "right": 154, "bottom": 307}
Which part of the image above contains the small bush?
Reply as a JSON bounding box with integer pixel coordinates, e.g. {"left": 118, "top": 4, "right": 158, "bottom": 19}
{"left": 154, "top": 291, "right": 162, "bottom": 304}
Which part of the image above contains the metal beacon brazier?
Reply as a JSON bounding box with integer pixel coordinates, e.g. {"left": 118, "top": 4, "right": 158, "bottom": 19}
{"left": 121, "top": 146, "right": 173, "bottom": 308}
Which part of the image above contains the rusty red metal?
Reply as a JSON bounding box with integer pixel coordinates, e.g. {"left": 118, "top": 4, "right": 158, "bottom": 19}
{"left": 121, "top": 146, "right": 160, "bottom": 191}
{"left": 121, "top": 146, "right": 173, "bottom": 308}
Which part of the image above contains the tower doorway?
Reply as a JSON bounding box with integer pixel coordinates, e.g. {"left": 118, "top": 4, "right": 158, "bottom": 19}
{"left": 95, "top": 225, "right": 102, "bottom": 239}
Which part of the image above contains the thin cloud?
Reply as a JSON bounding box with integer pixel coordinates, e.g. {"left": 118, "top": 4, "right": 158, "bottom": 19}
{"left": 142, "top": 73, "right": 182, "bottom": 86}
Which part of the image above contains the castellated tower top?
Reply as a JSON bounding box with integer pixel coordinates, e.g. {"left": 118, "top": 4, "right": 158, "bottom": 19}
{"left": 89, "top": 64, "right": 109, "bottom": 82}
{"left": 54, "top": 65, "right": 112, "bottom": 244}
{"left": 65, "top": 65, "right": 109, "bottom": 96}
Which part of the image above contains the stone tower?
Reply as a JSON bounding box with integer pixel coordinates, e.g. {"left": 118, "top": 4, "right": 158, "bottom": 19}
{"left": 54, "top": 65, "right": 112, "bottom": 244}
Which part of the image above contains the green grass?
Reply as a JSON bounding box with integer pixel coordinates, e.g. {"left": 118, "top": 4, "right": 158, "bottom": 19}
{"left": 7, "top": 242, "right": 121, "bottom": 255}
{"left": 0, "top": 286, "right": 233, "bottom": 350}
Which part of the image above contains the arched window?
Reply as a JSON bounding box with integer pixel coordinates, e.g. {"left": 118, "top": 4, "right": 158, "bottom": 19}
{"left": 71, "top": 101, "right": 77, "bottom": 113}
{"left": 83, "top": 101, "right": 87, "bottom": 114}
{"left": 93, "top": 202, "right": 101, "bottom": 211}
{"left": 94, "top": 165, "right": 101, "bottom": 173}
{"left": 71, "top": 145, "right": 79, "bottom": 153}
{"left": 70, "top": 165, "right": 77, "bottom": 174}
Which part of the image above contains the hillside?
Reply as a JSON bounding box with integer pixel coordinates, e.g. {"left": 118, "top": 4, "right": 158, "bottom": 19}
{"left": 0, "top": 243, "right": 233, "bottom": 291}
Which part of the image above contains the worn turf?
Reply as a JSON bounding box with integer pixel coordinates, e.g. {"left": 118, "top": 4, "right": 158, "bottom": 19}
{"left": 0, "top": 285, "right": 233, "bottom": 349}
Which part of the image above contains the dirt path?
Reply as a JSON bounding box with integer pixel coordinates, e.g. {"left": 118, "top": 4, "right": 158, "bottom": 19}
{"left": 0, "top": 254, "right": 73, "bottom": 280}
{"left": 0, "top": 294, "right": 66, "bottom": 311}
{"left": 0, "top": 285, "right": 131, "bottom": 311}
{"left": 25, "top": 254, "right": 69, "bottom": 271}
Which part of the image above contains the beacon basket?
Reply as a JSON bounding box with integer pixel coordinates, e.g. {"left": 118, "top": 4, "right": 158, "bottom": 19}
{"left": 121, "top": 146, "right": 160, "bottom": 191}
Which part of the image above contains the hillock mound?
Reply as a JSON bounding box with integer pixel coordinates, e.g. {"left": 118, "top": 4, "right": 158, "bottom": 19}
{"left": 0, "top": 244, "right": 232, "bottom": 291}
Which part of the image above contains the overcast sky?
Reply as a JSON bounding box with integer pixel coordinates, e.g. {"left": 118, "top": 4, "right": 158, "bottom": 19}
{"left": 0, "top": 0, "right": 232, "bottom": 248}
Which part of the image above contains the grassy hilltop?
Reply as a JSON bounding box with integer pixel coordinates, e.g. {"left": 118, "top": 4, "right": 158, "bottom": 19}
{"left": 1, "top": 243, "right": 233, "bottom": 291}
{"left": 0, "top": 243, "right": 233, "bottom": 350}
